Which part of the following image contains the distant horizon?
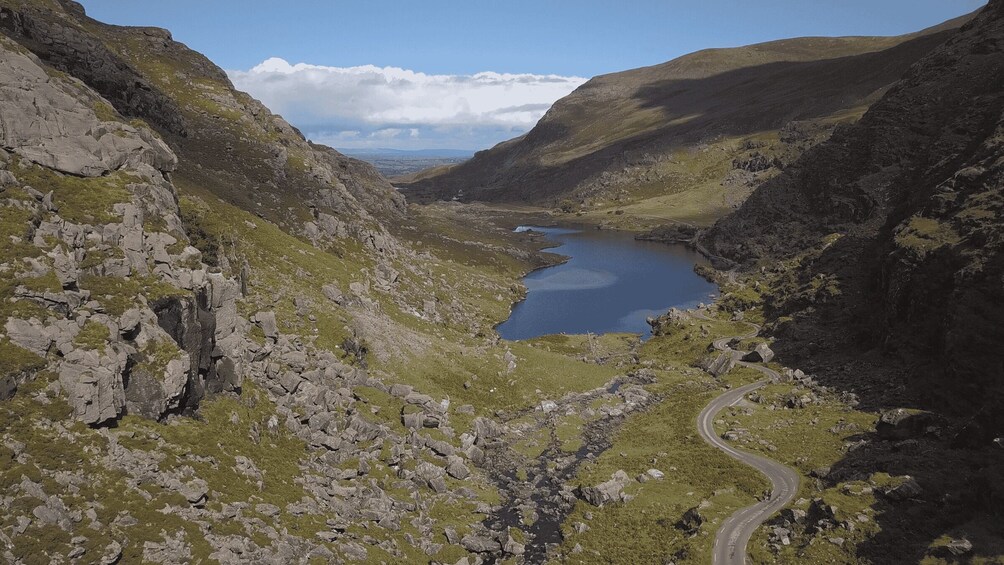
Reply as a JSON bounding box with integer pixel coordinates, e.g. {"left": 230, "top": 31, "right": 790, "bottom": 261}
{"left": 80, "top": 0, "right": 987, "bottom": 152}
{"left": 336, "top": 147, "right": 476, "bottom": 156}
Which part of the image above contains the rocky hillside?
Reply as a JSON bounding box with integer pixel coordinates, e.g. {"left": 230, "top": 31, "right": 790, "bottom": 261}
{"left": 0, "top": 2, "right": 671, "bottom": 563}
{"left": 0, "top": 0, "right": 405, "bottom": 245}
{"left": 402, "top": 14, "right": 974, "bottom": 228}
{"left": 704, "top": 0, "right": 1004, "bottom": 428}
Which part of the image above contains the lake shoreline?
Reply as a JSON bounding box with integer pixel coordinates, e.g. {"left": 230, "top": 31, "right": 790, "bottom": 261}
{"left": 497, "top": 225, "right": 718, "bottom": 341}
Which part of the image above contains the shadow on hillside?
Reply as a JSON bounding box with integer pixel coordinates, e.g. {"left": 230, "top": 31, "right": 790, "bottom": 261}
{"left": 631, "top": 31, "right": 957, "bottom": 142}
{"left": 407, "top": 29, "right": 958, "bottom": 204}
{"left": 821, "top": 427, "right": 1004, "bottom": 563}
{"left": 760, "top": 231, "right": 1004, "bottom": 561}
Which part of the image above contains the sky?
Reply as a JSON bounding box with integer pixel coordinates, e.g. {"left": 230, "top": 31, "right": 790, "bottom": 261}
{"left": 79, "top": 0, "right": 986, "bottom": 152}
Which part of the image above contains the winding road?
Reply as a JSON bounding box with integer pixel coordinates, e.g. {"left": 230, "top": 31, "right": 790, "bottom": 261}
{"left": 696, "top": 318, "right": 800, "bottom": 565}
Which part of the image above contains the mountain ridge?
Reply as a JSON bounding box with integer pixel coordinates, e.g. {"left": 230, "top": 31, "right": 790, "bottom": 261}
{"left": 402, "top": 12, "right": 979, "bottom": 230}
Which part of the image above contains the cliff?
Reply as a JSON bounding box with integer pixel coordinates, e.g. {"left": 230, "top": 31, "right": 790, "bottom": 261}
{"left": 704, "top": 0, "right": 1004, "bottom": 429}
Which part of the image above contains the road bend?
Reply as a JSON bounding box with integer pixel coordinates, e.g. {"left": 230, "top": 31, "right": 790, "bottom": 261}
{"left": 696, "top": 318, "right": 800, "bottom": 565}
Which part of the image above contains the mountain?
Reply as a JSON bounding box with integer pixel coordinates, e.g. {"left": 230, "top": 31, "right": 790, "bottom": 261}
{"left": 0, "top": 0, "right": 406, "bottom": 239}
{"left": 702, "top": 0, "right": 1004, "bottom": 426}
{"left": 402, "top": 14, "right": 976, "bottom": 228}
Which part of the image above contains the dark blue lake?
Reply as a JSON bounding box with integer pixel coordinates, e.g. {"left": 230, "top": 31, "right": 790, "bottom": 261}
{"left": 496, "top": 226, "right": 718, "bottom": 340}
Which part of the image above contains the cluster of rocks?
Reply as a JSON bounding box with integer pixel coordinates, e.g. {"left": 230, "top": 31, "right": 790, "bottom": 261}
{"left": 0, "top": 39, "right": 247, "bottom": 425}
{"left": 645, "top": 307, "right": 690, "bottom": 336}
{"left": 4, "top": 301, "right": 507, "bottom": 563}
{"left": 732, "top": 152, "right": 782, "bottom": 173}
{"left": 875, "top": 409, "right": 943, "bottom": 441}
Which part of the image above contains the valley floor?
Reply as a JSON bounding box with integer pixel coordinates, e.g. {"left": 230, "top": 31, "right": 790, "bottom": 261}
{"left": 2, "top": 197, "right": 1000, "bottom": 565}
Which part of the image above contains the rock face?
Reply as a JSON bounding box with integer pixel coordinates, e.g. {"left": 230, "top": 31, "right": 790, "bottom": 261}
{"left": 704, "top": 0, "right": 1004, "bottom": 423}
{"left": 0, "top": 30, "right": 176, "bottom": 177}
{"left": 0, "top": 30, "right": 244, "bottom": 425}
{"left": 58, "top": 348, "right": 128, "bottom": 424}
{"left": 123, "top": 356, "right": 189, "bottom": 420}
{"left": 0, "top": 3, "right": 188, "bottom": 136}
{"left": 402, "top": 19, "right": 971, "bottom": 209}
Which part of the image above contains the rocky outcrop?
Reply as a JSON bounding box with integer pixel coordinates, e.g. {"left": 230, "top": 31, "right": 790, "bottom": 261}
{"left": 0, "top": 34, "right": 243, "bottom": 424}
{"left": 675, "top": 506, "right": 705, "bottom": 537}
{"left": 0, "top": 40, "right": 176, "bottom": 177}
{"left": 0, "top": 0, "right": 407, "bottom": 258}
{"left": 0, "top": 41, "right": 168, "bottom": 183}
{"left": 58, "top": 346, "right": 128, "bottom": 424}
{"left": 577, "top": 470, "right": 632, "bottom": 507}
{"left": 699, "top": 352, "right": 736, "bottom": 378}
{"left": 0, "top": 2, "right": 188, "bottom": 137}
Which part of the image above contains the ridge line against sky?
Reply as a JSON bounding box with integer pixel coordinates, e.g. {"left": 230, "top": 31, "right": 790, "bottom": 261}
{"left": 79, "top": 0, "right": 986, "bottom": 150}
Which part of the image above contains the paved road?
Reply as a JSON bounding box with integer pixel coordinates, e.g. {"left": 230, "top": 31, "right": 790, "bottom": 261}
{"left": 696, "top": 319, "right": 800, "bottom": 565}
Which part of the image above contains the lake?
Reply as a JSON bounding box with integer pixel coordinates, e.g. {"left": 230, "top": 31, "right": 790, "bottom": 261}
{"left": 496, "top": 226, "right": 718, "bottom": 340}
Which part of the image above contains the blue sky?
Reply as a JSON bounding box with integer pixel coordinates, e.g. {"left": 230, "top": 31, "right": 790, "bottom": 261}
{"left": 79, "top": 0, "right": 986, "bottom": 151}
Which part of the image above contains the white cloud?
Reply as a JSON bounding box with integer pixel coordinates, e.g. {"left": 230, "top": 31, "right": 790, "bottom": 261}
{"left": 227, "top": 58, "right": 587, "bottom": 150}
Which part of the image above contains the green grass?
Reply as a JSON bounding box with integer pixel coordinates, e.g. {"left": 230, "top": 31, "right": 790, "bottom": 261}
{"left": 72, "top": 320, "right": 110, "bottom": 352}
{"left": 133, "top": 338, "right": 183, "bottom": 379}
{"left": 0, "top": 202, "right": 43, "bottom": 264}
{"left": 17, "top": 271, "right": 62, "bottom": 294}
{"left": 92, "top": 100, "right": 120, "bottom": 123}
{"left": 78, "top": 274, "right": 188, "bottom": 316}
{"left": 555, "top": 413, "right": 586, "bottom": 453}
{"left": 894, "top": 215, "right": 962, "bottom": 256}
{"left": 555, "top": 314, "right": 772, "bottom": 563}
{"left": 78, "top": 246, "right": 125, "bottom": 270}
{"left": 120, "top": 383, "right": 308, "bottom": 510}
{"left": 14, "top": 160, "right": 136, "bottom": 225}
{"left": 0, "top": 373, "right": 220, "bottom": 562}
{"left": 380, "top": 341, "right": 621, "bottom": 417}
{"left": 0, "top": 338, "right": 46, "bottom": 380}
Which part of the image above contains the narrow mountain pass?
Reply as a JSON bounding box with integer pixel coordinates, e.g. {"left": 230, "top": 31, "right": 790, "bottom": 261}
{"left": 697, "top": 323, "right": 800, "bottom": 565}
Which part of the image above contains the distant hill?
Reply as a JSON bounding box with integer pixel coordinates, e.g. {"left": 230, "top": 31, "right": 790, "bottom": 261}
{"left": 336, "top": 148, "right": 473, "bottom": 178}
{"left": 338, "top": 148, "right": 475, "bottom": 158}
{"left": 402, "top": 13, "right": 977, "bottom": 228}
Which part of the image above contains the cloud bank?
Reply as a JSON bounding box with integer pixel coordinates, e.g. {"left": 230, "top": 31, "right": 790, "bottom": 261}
{"left": 227, "top": 58, "right": 587, "bottom": 151}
